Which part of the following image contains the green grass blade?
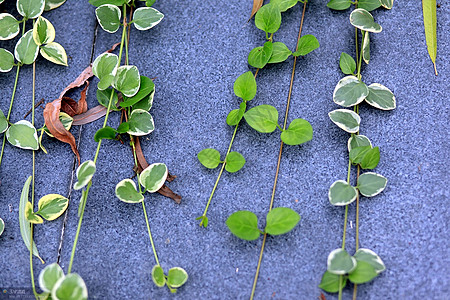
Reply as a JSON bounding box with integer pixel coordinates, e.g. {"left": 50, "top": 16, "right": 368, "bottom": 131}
{"left": 422, "top": 0, "right": 438, "bottom": 75}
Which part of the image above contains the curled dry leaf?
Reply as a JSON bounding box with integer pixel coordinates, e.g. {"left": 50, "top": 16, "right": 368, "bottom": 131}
{"left": 249, "top": 0, "right": 264, "bottom": 21}
{"left": 72, "top": 105, "right": 107, "bottom": 126}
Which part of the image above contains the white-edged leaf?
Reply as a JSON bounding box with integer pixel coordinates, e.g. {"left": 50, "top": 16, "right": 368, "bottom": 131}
{"left": 45, "top": 0, "right": 67, "bottom": 11}
{"left": 354, "top": 248, "right": 386, "bottom": 274}
{"left": 74, "top": 160, "right": 96, "bottom": 190}
{"left": 6, "top": 120, "right": 39, "bottom": 150}
{"left": 380, "top": 0, "right": 394, "bottom": 9}
{"left": 328, "top": 180, "right": 357, "bottom": 206}
{"left": 40, "top": 42, "right": 68, "bottom": 66}
{"left": 38, "top": 263, "right": 64, "bottom": 293}
{"left": 52, "top": 273, "right": 88, "bottom": 300}
{"left": 17, "top": 0, "right": 45, "bottom": 19}
{"left": 113, "top": 65, "right": 140, "bottom": 97}
{"left": 357, "top": 172, "right": 387, "bottom": 197}
{"left": 365, "top": 83, "right": 396, "bottom": 110}
{"left": 362, "top": 32, "right": 370, "bottom": 64}
{"left": 25, "top": 201, "right": 43, "bottom": 224}
{"left": 139, "top": 163, "right": 168, "bottom": 193}
{"left": 0, "top": 13, "right": 20, "bottom": 40}
{"left": 349, "top": 8, "right": 382, "bottom": 33}
{"left": 132, "top": 7, "right": 164, "bottom": 30}
{"left": 14, "top": 29, "right": 39, "bottom": 65}
{"left": 95, "top": 4, "right": 121, "bottom": 33}
{"left": 127, "top": 109, "right": 154, "bottom": 136}
{"left": 0, "top": 217, "right": 4, "bottom": 236}
{"left": 167, "top": 267, "right": 188, "bottom": 288}
{"left": 115, "top": 179, "right": 144, "bottom": 203}
{"left": 333, "top": 76, "right": 369, "bottom": 107}
{"left": 33, "top": 16, "right": 55, "bottom": 45}
{"left": 0, "top": 110, "right": 7, "bottom": 133}
{"left": 327, "top": 248, "right": 357, "bottom": 275}
{"left": 0, "top": 48, "right": 14, "bottom": 72}
{"left": 348, "top": 134, "right": 372, "bottom": 152}
{"left": 328, "top": 109, "right": 360, "bottom": 133}
{"left": 37, "top": 194, "right": 69, "bottom": 221}
{"left": 92, "top": 53, "right": 119, "bottom": 90}
{"left": 151, "top": 265, "right": 166, "bottom": 287}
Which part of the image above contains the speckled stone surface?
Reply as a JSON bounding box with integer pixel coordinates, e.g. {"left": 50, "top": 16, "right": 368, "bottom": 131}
{"left": 0, "top": 1, "right": 448, "bottom": 299}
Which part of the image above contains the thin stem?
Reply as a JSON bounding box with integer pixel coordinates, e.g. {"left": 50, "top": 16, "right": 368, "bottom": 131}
{"left": 353, "top": 280, "right": 358, "bottom": 300}
{"left": 356, "top": 31, "right": 364, "bottom": 81}
{"left": 355, "top": 165, "right": 360, "bottom": 251}
{"left": 338, "top": 275, "right": 343, "bottom": 300}
{"left": 250, "top": 3, "right": 307, "bottom": 299}
{"left": 142, "top": 200, "right": 160, "bottom": 266}
{"left": 68, "top": 4, "right": 128, "bottom": 274}
{"left": 342, "top": 205, "right": 349, "bottom": 250}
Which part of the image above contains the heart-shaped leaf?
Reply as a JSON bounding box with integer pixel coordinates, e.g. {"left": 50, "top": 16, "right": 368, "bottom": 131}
{"left": 339, "top": 52, "right": 356, "bottom": 75}
{"left": 33, "top": 16, "right": 55, "bottom": 45}
{"left": 293, "top": 34, "right": 320, "bottom": 56}
{"left": 319, "top": 270, "right": 347, "bottom": 293}
{"left": 365, "top": 83, "right": 396, "bottom": 110}
{"left": 167, "top": 267, "right": 188, "bottom": 288}
{"left": 52, "top": 273, "right": 88, "bottom": 300}
{"left": 333, "top": 76, "right": 369, "bottom": 107}
{"left": 226, "top": 102, "right": 246, "bottom": 126}
{"left": 95, "top": 4, "right": 121, "bottom": 33}
{"left": 357, "top": 172, "right": 387, "bottom": 197}
{"left": 115, "top": 179, "right": 144, "bottom": 203}
{"left": 25, "top": 202, "right": 43, "bottom": 224}
{"left": 198, "top": 148, "right": 221, "bottom": 169}
{"left": 92, "top": 53, "right": 119, "bottom": 90}
{"left": 268, "top": 42, "right": 292, "bottom": 63}
{"left": 113, "top": 65, "right": 140, "bottom": 97}
{"left": 349, "top": 146, "right": 372, "bottom": 165}
{"left": 234, "top": 71, "right": 257, "bottom": 101}
{"left": 248, "top": 41, "right": 273, "bottom": 69}
{"left": 358, "top": 0, "right": 382, "bottom": 11}
{"left": 353, "top": 248, "right": 386, "bottom": 274}
{"left": 348, "top": 260, "right": 378, "bottom": 284}
{"left": 121, "top": 76, "right": 155, "bottom": 108}
{"left": 139, "top": 163, "right": 168, "bottom": 193}
{"left": 328, "top": 109, "right": 360, "bottom": 133}
{"left": 37, "top": 194, "right": 69, "bottom": 221}
{"left": 226, "top": 210, "right": 260, "bottom": 241}
{"left": 96, "top": 88, "right": 119, "bottom": 110}
{"left": 271, "top": 0, "right": 298, "bottom": 12}
{"left": 14, "top": 30, "right": 39, "bottom": 65}
{"left": 348, "top": 134, "right": 372, "bottom": 152}
{"left": 44, "top": 0, "right": 67, "bottom": 11}
{"left": 38, "top": 263, "right": 64, "bottom": 293}
{"left": 127, "top": 109, "right": 154, "bottom": 136}
{"left": 225, "top": 151, "right": 245, "bottom": 173}
{"left": 0, "top": 13, "right": 20, "bottom": 40}
{"left": 151, "top": 265, "right": 166, "bottom": 287}
{"left": 6, "top": 120, "right": 39, "bottom": 150}
{"left": 94, "top": 126, "right": 117, "bottom": 142}
{"left": 40, "top": 42, "right": 68, "bottom": 66}
{"left": 328, "top": 180, "right": 357, "bottom": 206}
{"left": 327, "top": 248, "right": 357, "bottom": 275}
{"left": 0, "top": 48, "right": 14, "bottom": 72}
{"left": 280, "top": 118, "right": 313, "bottom": 145}
{"left": 349, "top": 8, "right": 382, "bottom": 33}
{"left": 74, "top": 160, "right": 96, "bottom": 190}
{"left": 244, "top": 105, "right": 279, "bottom": 133}
{"left": 265, "top": 207, "right": 300, "bottom": 236}
{"left": 255, "top": 3, "right": 281, "bottom": 34}
{"left": 132, "top": 7, "right": 164, "bottom": 30}
{"left": 360, "top": 146, "right": 380, "bottom": 169}
{"left": 17, "top": 0, "right": 45, "bottom": 19}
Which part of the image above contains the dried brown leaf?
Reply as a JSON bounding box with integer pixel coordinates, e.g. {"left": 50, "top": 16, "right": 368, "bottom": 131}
{"left": 72, "top": 105, "right": 107, "bottom": 126}
{"left": 249, "top": 0, "right": 264, "bottom": 21}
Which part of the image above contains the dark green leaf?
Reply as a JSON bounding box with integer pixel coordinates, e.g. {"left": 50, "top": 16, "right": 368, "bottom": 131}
{"left": 348, "top": 134, "right": 372, "bottom": 152}
{"left": 358, "top": 0, "right": 382, "bottom": 11}
{"left": 121, "top": 76, "right": 154, "bottom": 108}
{"left": 94, "top": 126, "right": 117, "bottom": 142}
{"left": 96, "top": 88, "right": 120, "bottom": 111}
{"left": 339, "top": 52, "right": 356, "bottom": 75}
{"left": 0, "top": 13, "right": 20, "bottom": 40}
{"left": 95, "top": 4, "right": 121, "bottom": 33}
{"left": 327, "top": 0, "right": 352, "bottom": 10}
{"left": 146, "top": 0, "right": 156, "bottom": 7}
{"left": 89, "top": 0, "right": 126, "bottom": 7}
{"left": 116, "top": 122, "right": 129, "bottom": 133}
{"left": 349, "top": 146, "right": 372, "bottom": 165}
{"left": 360, "top": 146, "right": 380, "bottom": 169}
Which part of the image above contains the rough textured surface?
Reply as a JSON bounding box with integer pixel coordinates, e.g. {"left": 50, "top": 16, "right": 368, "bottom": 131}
{"left": 0, "top": 1, "right": 448, "bottom": 299}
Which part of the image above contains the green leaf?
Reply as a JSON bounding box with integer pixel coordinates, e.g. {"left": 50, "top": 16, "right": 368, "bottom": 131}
{"left": 328, "top": 180, "right": 357, "bottom": 206}
{"left": 96, "top": 88, "right": 119, "bottom": 110}
{"left": 255, "top": 3, "right": 282, "bottom": 34}
{"left": 0, "top": 110, "right": 8, "bottom": 133}
{"left": 348, "top": 134, "right": 372, "bottom": 152}
{"left": 226, "top": 102, "right": 246, "bottom": 126}
{"left": 113, "top": 65, "right": 141, "bottom": 97}
{"left": 381, "top": 0, "right": 394, "bottom": 9}
{"left": 248, "top": 41, "right": 273, "bottom": 69}
{"left": 121, "top": 76, "right": 155, "bottom": 107}
{"left": 14, "top": 30, "right": 39, "bottom": 65}
{"left": 358, "top": 0, "right": 382, "bottom": 11}
{"left": 225, "top": 151, "right": 245, "bottom": 173}
{"left": 94, "top": 126, "right": 117, "bottom": 142}
{"left": 348, "top": 261, "right": 378, "bottom": 284}
{"left": 95, "top": 4, "right": 121, "bottom": 33}
{"left": 92, "top": 53, "right": 119, "bottom": 90}
{"left": 0, "top": 13, "right": 20, "bottom": 40}
{"left": 116, "top": 122, "right": 129, "bottom": 133}
{"left": 354, "top": 248, "right": 386, "bottom": 274}
{"left": 328, "top": 109, "right": 361, "bottom": 133}
{"left": 133, "top": 88, "right": 154, "bottom": 111}
{"left": 197, "top": 148, "right": 221, "bottom": 169}
{"left": 127, "top": 109, "right": 154, "bottom": 136}
{"left": 293, "top": 34, "right": 320, "bottom": 56}
{"left": 357, "top": 172, "right": 387, "bottom": 197}
{"left": 319, "top": 270, "right": 347, "bottom": 293}
{"left": 89, "top": 0, "right": 126, "bottom": 7}
{"left": 115, "top": 179, "right": 144, "bottom": 203}
{"left": 360, "top": 146, "right": 380, "bottom": 169}
{"left": 44, "top": 112, "right": 73, "bottom": 137}
{"left": 339, "top": 52, "right": 356, "bottom": 75}
{"left": 268, "top": 42, "right": 292, "bottom": 63}
{"left": 33, "top": 16, "right": 55, "bottom": 45}
{"left": 280, "top": 118, "right": 313, "bottom": 145}
{"left": 132, "top": 7, "right": 164, "bottom": 30}
{"left": 327, "top": 0, "right": 352, "bottom": 10}
{"left": 327, "top": 248, "right": 357, "bottom": 275}
{"left": 6, "top": 120, "right": 39, "bottom": 150}
{"left": 244, "top": 105, "right": 279, "bottom": 133}
{"left": 0, "top": 48, "right": 14, "bottom": 72}
{"left": 196, "top": 215, "right": 209, "bottom": 228}
{"left": 333, "top": 76, "right": 369, "bottom": 107}
{"left": 40, "top": 42, "right": 68, "bottom": 66}
{"left": 37, "top": 194, "right": 69, "bottom": 221}
{"left": 146, "top": 0, "right": 156, "bottom": 7}
{"left": 52, "top": 273, "right": 88, "bottom": 300}
{"left": 17, "top": 0, "right": 45, "bottom": 19}
{"left": 0, "top": 217, "right": 4, "bottom": 236}
{"left": 151, "top": 265, "right": 166, "bottom": 288}
{"left": 233, "top": 71, "right": 257, "bottom": 101}
{"left": 39, "top": 263, "right": 65, "bottom": 293}
{"left": 73, "top": 160, "right": 96, "bottom": 190}
{"left": 349, "top": 146, "right": 372, "bottom": 165}
{"left": 19, "top": 177, "right": 44, "bottom": 263}
{"left": 365, "top": 83, "right": 396, "bottom": 110}
{"left": 265, "top": 207, "right": 300, "bottom": 236}
{"left": 167, "top": 267, "right": 188, "bottom": 288}
{"left": 226, "top": 211, "right": 260, "bottom": 241}
{"left": 271, "top": 0, "right": 298, "bottom": 12}
{"left": 139, "top": 163, "right": 168, "bottom": 193}
{"left": 362, "top": 32, "right": 370, "bottom": 64}
{"left": 44, "top": 0, "right": 67, "bottom": 11}
{"left": 349, "top": 8, "right": 382, "bottom": 33}
{"left": 25, "top": 202, "right": 43, "bottom": 224}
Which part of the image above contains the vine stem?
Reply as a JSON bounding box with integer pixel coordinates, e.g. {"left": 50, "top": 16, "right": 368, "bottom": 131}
{"left": 199, "top": 70, "right": 259, "bottom": 226}
{"left": 250, "top": 3, "right": 307, "bottom": 299}
{"left": 68, "top": 4, "right": 128, "bottom": 274}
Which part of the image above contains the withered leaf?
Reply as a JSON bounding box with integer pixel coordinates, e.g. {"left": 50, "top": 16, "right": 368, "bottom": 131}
{"left": 249, "top": 0, "right": 264, "bottom": 21}
{"left": 72, "top": 105, "right": 107, "bottom": 126}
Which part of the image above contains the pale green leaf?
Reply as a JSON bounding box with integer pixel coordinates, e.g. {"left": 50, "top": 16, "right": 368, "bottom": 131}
{"left": 348, "top": 134, "right": 372, "bottom": 152}
{"left": 328, "top": 109, "right": 361, "bottom": 133}
{"left": 319, "top": 270, "right": 347, "bottom": 293}
{"left": 139, "top": 163, "right": 168, "bottom": 193}
{"left": 121, "top": 76, "right": 155, "bottom": 108}
{"left": 293, "top": 34, "right": 320, "bottom": 56}
{"left": 271, "top": 0, "right": 298, "bottom": 12}
{"left": 265, "top": 207, "right": 300, "bottom": 236}
{"left": 328, "top": 180, "right": 357, "bottom": 206}
{"left": 348, "top": 261, "right": 378, "bottom": 284}
{"left": 327, "top": 248, "right": 357, "bottom": 275}
{"left": 255, "top": 3, "right": 282, "bottom": 34}
{"left": 226, "top": 102, "right": 246, "bottom": 126}
{"left": 357, "top": 172, "right": 387, "bottom": 197}
{"left": 95, "top": 4, "right": 121, "bottom": 33}
{"left": 151, "top": 265, "right": 166, "bottom": 287}
{"left": 33, "top": 16, "right": 55, "bottom": 45}
{"left": 268, "top": 42, "right": 292, "bottom": 63}
{"left": 92, "top": 53, "right": 119, "bottom": 90}
{"left": 362, "top": 31, "right": 370, "bottom": 64}
{"left": 167, "top": 267, "right": 188, "bottom": 288}
{"left": 127, "top": 109, "right": 154, "bottom": 136}
{"left": 327, "top": 0, "right": 352, "bottom": 10}
{"left": 74, "top": 160, "right": 96, "bottom": 190}
{"left": 244, "top": 104, "right": 279, "bottom": 133}
{"left": 45, "top": 0, "right": 67, "bottom": 11}
{"left": 198, "top": 148, "right": 221, "bottom": 169}
{"left": 0, "top": 110, "right": 8, "bottom": 133}
{"left": 0, "top": 13, "right": 20, "bottom": 40}
{"left": 37, "top": 194, "right": 69, "bottom": 221}
{"left": 360, "top": 146, "right": 380, "bottom": 169}
{"left": 52, "top": 273, "right": 88, "bottom": 300}
{"left": 0, "top": 48, "right": 14, "bottom": 72}
{"left": 333, "top": 76, "right": 369, "bottom": 107}
{"left": 14, "top": 30, "right": 39, "bottom": 65}
{"left": 132, "top": 7, "right": 164, "bottom": 30}
{"left": 339, "top": 52, "right": 356, "bottom": 75}
{"left": 113, "top": 65, "right": 141, "bottom": 97}
{"left": 40, "top": 42, "right": 68, "bottom": 66}
{"left": 248, "top": 41, "right": 273, "bottom": 69}
{"left": 380, "top": 0, "right": 394, "bottom": 9}
{"left": 38, "top": 263, "right": 64, "bottom": 293}
{"left": 115, "top": 179, "right": 144, "bottom": 203}
{"left": 0, "top": 217, "right": 4, "bottom": 236}
{"left": 26, "top": 201, "right": 43, "bottom": 224}
{"left": 17, "top": 0, "right": 45, "bottom": 19}
{"left": 349, "top": 8, "right": 382, "bottom": 33}
{"left": 225, "top": 151, "right": 245, "bottom": 173}
{"left": 233, "top": 71, "right": 257, "bottom": 101}
{"left": 358, "top": 0, "right": 382, "bottom": 11}
{"left": 6, "top": 120, "right": 39, "bottom": 150}
{"left": 44, "top": 112, "right": 73, "bottom": 137}
{"left": 354, "top": 248, "right": 386, "bottom": 274}
{"left": 280, "top": 118, "right": 313, "bottom": 145}
{"left": 365, "top": 83, "right": 396, "bottom": 110}
{"left": 226, "top": 210, "right": 260, "bottom": 241}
